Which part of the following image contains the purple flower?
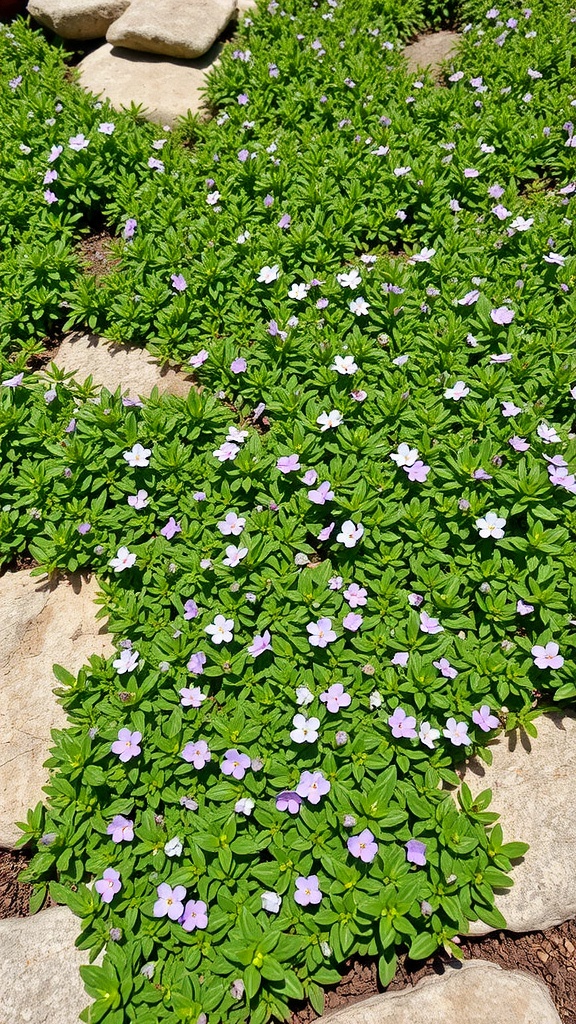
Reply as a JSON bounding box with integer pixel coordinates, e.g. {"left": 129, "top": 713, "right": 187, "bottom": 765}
{"left": 181, "top": 739, "right": 211, "bottom": 768}
{"left": 472, "top": 705, "right": 500, "bottom": 731}
{"left": 2, "top": 372, "right": 24, "bottom": 388}
{"left": 78, "top": 522, "right": 91, "bottom": 535}
{"left": 509, "top": 436, "right": 530, "bottom": 452}
{"left": 107, "top": 815, "right": 134, "bottom": 843}
{"left": 431, "top": 654, "right": 458, "bottom": 680}
{"left": 302, "top": 469, "right": 318, "bottom": 486}
{"left": 187, "top": 651, "right": 206, "bottom": 674}
{"left": 180, "top": 899, "right": 208, "bottom": 931}
{"left": 238, "top": 148, "right": 250, "bottom": 162}
{"left": 231, "top": 357, "right": 247, "bottom": 373}
{"left": 391, "top": 652, "right": 409, "bottom": 667}
{"left": 531, "top": 642, "right": 563, "bottom": 670}
{"left": 221, "top": 749, "right": 251, "bottom": 780}
{"left": 307, "top": 617, "right": 337, "bottom": 647}
{"left": 44, "top": 189, "right": 58, "bottom": 204}
{"left": 278, "top": 213, "right": 291, "bottom": 229}
{"left": 264, "top": 194, "right": 274, "bottom": 207}
{"left": 111, "top": 728, "right": 142, "bottom": 762}
{"left": 296, "top": 770, "right": 330, "bottom": 804}
{"left": 490, "top": 306, "right": 515, "bottom": 325}
{"left": 320, "top": 683, "right": 351, "bottom": 712}
{"left": 347, "top": 828, "right": 378, "bottom": 863}
{"left": 473, "top": 468, "right": 492, "bottom": 481}
{"left": 406, "top": 839, "right": 427, "bottom": 866}
{"left": 404, "top": 460, "right": 430, "bottom": 482}
{"left": 160, "top": 517, "right": 181, "bottom": 540}
{"left": 294, "top": 875, "right": 322, "bottom": 906}
{"left": 388, "top": 707, "right": 417, "bottom": 739}
{"left": 308, "top": 480, "right": 334, "bottom": 504}
{"left": 183, "top": 599, "right": 199, "bottom": 620}
{"left": 343, "top": 612, "right": 363, "bottom": 632}
{"left": 248, "top": 630, "right": 272, "bottom": 657}
{"left": 237, "top": 93, "right": 249, "bottom": 105}
{"left": 457, "top": 289, "right": 480, "bottom": 305}
{"left": 43, "top": 169, "right": 58, "bottom": 185}
{"left": 171, "top": 274, "right": 187, "bottom": 292}
{"left": 123, "top": 218, "right": 137, "bottom": 239}
{"left": 154, "top": 883, "right": 186, "bottom": 920}
{"left": 277, "top": 454, "right": 301, "bottom": 473}
{"left": 419, "top": 611, "right": 444, "bottom": 634}
{"left": 95, "top": 868, "right": 121, "bottom": 904}
{"left": 276, "top": 790, "right": 302, "bottom": 814}
{"left": 516, "top": 599, "right": 534, "bottom": 615}
{"left": 189, "top": 350, "right": 209, "bottom": 369}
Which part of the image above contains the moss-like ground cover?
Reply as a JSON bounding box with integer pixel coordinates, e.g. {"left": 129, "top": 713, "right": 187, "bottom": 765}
{"left": 2, "top": 0, "right": 576, "bottom": 1021}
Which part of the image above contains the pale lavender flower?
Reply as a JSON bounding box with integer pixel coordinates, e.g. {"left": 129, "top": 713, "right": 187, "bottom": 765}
{"left": 472, "top": 705, "right": 499, "bottom": 731}
{"left": 221, "top": 749, "right": 251, "bottom": 779}
{"left": 111, "top": 728, "right": 141, "bottom": 762}
{"left": 95, "top": 868, "right": 121, "bottom": 903}
{"left": 406, "top": 839, "right": 427, "bottom": 866}
{"left": 388, "top": 707, "right": 417, "bottom": 738}
{"left": 347, "top": 828, "right": 378, "bottom": 862}
{"left": 153, "top": 883, "right": 186, "bottom": 920}
{"left": 294, "top": 875, "right": 322, "bottom": 906}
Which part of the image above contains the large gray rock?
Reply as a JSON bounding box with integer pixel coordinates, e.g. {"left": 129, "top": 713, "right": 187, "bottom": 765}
{"left": 0, "top": 906, "right": 92, "bottom": 1024}
{"left": 462, "top": 712, "right": 576, "bottom": 934}
{"left": 27, "top": 0, "right": 130, "bottom": 40}
{"left": 318, "top": 961, "right": 561, "bottom": 1024}
{"left": 0, "top": 570, "right": 111, "bottom": 848}
{"left": 78, "top": 42, "right": 220, "bottom": 125}
{"left": 106, "top": 0, "right": 237, "bottom": 59}
{"left": 53, "top": 331, "right": 195, "bottom": 399}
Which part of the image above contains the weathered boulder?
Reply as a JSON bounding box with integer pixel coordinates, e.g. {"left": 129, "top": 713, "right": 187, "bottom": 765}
{"left": 0, "top": 570, "right": 111, "bottom": 848}
{"left": 53, "top": 331, "right": 195, "bottom": 399}
{"left": 315, "top": 960, "right": 561, "bottom": 1024}
{"left": 27, "top": 0, "right": 130, "bottom": 40}
{"left": 462, "top": 712, "right": 576, "bottom": 934}
{"left": 106, "top": 0, "right": 237, "bottom": 59}
{"left": 0, "top": 906, "right": 92, "bottom": 1024}
{"left": 78, "top": 42, "right": 220, "bottom": 125}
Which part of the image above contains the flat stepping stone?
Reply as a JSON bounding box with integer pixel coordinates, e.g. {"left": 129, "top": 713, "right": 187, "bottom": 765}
{"left": 0, "top": 906, "right": 92, "bottom": 1024}
{"left": 107, "top": 0, "right": 237, "bottom": 59}
{"left": 0, "top": 570, "right": 112, "bottom": 849}
{"left": 53, "top": 331, "right": 195, "bottom": 399}
{"left": 27, "top": 0, "right": 130, "bottom": 40}
{"left": 78, "top": 42, "right": 221, "bottom": 125}
{"left": 462, "top": 712, "right": 576, "bottom": 934}
{"left": 403, "top": 30, "right": 460, "bottom": 74}
{"left": 318, "top": 960, "right": 561, "bottom": 1024}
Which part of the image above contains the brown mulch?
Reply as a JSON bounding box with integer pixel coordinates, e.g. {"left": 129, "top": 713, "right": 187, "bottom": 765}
{"left": 26, "top": 331, "right": 62, "bottom": 372}
{"left": 0, "top": 849, "right": 36, "bottom": 918}
{"left": 291, "top": 921, "right": 576, "bottom": 1024}
{"left": 0, "top": 552, "right": 39, "bottom": 578}
{"left": 77, "top": 231, "right": 120, "bottom": 278}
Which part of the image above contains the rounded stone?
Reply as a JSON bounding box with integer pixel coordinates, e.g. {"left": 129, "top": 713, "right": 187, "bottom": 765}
{"left": 462, "top": 712, "right": 576, "bottom": 934}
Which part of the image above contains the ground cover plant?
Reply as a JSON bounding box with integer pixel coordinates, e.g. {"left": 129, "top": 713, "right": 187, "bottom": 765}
{"left": 1, "top": 0, "right": 576, "bottom": 1021}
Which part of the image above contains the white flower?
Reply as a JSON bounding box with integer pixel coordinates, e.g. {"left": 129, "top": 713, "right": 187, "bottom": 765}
{"left": 206, "top": 190, "right": 220, "bottom": 205}
{"left": 419, "top": 721, "right": 440, "bottom": 749}
{"left": 123, "top": 443, "right": 151, "bottom": 467}
{"left": 226, "top": 426, "right": 249, "bottom": 444}
{"left": 320, "top": 941, "right": 332, "bottom": 957}
{"left": 408, "top": 246, "right": 436, "bottom": 263}
{"left": 509, "top": 216, "right": 534, "bottom": 231}
{"left": 290, "top": 714, "right": 320, "bottom": 743}
{"left": 390, "top": 443, "right": 419, "bottom": 467}
{"left": 261, "top": 891, "right": 282, "bottom": 913}
{"left": 349, "top": 296, "right": 370, "bottom": 316}
{"left": 295, "top": 685, "right": 314, "bottom": 706}
{"left": 336, "top": 269, "right": 362, "bottom": 288}
{"left": 369, "top": 690, "right": 382, "bottom": 709}
{"left": 444, "top": 381, "right": 470, "bottom": 400}
{"left": 110, "top": 546, "right": 136, "bottom": 571}
{"left": 257, "top": 264, "right": 280, "bottom": 283}
{"left": 336, "top": 520, "right": 364, "bottom": 547}
{"left": 331, "top": 355, "right": 357, "bottom": 375}
{"left": 218, "top": 512, "right": 246, "bottom": 536}
{"left": 475, "top": 511, "right": 506, "bottom": 539}
{"left": 394, "top": 166, "right": 411, "bottom": 176}
{"left": 127, "top": 489, "right": 149, "bottom": 510}
{"left": 205, "top": 614, "right": 234, "bottom": 644}
{"left": 237, "top": 230, "right": 251, "bottom": 243}
{"left": 113, "top": 649, "right": 140, "bottom": 674}
{"left": 288, "top": 281, "right": 308, "bottom": 300}
{"left": 234, "top": 798, "right": 255, "bottom": 816}
{"left": 223, "top": 545, "right": 248, "bottom": 567}
{"left": 443, "top": 718, "right": 471, "bottom": 746}
{"left": 164, "top": 837, "right": 183, "bottom": 857}
{"left": 213, "top": 441, "right": 240, "bottom": 462}
{"left": 317, "top": 409, "right": 343, "bottom": 430}
{"left": 537, "top": 422, "right": 561, "bottom": 444}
